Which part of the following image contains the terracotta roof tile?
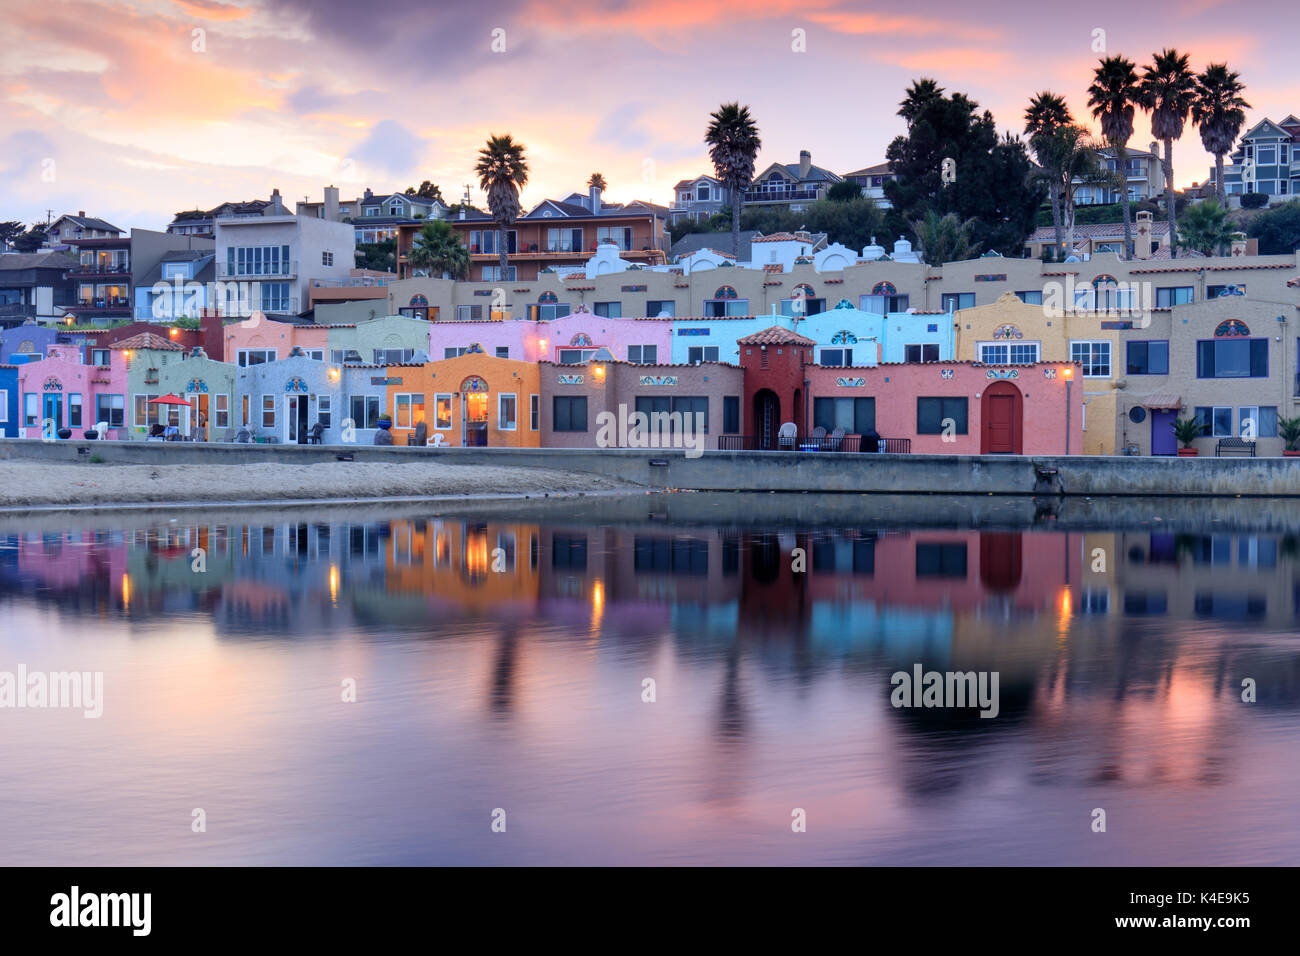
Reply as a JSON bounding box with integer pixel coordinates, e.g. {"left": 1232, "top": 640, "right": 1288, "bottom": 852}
{"left": 110, "top": 331, "right": 185, "bottom": 351}
{"left": 736, "top": 326, "right": 817, "bottom": 346}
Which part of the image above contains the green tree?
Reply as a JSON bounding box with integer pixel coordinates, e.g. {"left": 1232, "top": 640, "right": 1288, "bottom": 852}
{"left": 474, "top": 134, "right": 529, "bottom": 279}
{"left": 885, "top": 85, "right": 1043, "bottom": 259}
{"left": 12, "top": 223, "right": 48, "bottom": 253}
{"left": 705, "top": 102, "right": 762, "bottom": 260}
{"left": 910, "top": 209, "right": 979, "bottom": 265}
{"left": 0, "top": 220, "right": 24, "bottom": 248}
{"left": 1139, "top": 49, "right": 1197, "bottom": 259}
{"left": 1192, "top": 63, "right": 1250, "bottom": 212}
{"left": 826, "top": 180, "right": 864, "bottom": 202}
{"left": 356, "top": 238, "right": 396, "bottom": 272}
{"left": 587, "top": 172, "right": 607, "bottom": 192}
{"left": 1247, "top": 200, "right": 1300, "bottom": 254}
{"left": 406, "top": 219, "right": 470, "bottom": 279}
{"left": 405, "top": 181, "right": 444, "bottom": 203}
{"left": 1088, "top": 55, "right": 1141, "bottom": 258}
{"left": 1177, "top": 200, "right": 1236, "bottom": 255}
{"left": 1024, "top": 91, "right": 1074, "bottom": 260}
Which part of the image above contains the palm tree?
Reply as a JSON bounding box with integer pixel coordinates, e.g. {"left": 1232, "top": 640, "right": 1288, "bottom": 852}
{"left": 1192, "top": 64, "right": 1250, "bottom": 212}
{"left": 1177, "top": 199, "right": 1236, "bottom": 255}
{"left": 1139, "top": 49, "right": 1197, "bottom": 259}
{"left": 474, "top": 134, "right": 529, "bottom": 279}
{"left": 587, "top": 172, "right": 607, "bottom": 192}
{"left": 1088, "top": 55, "right": 1141, "bottom": 258}
{"left": 898, "top": 78, "right": 945, "bottom": 126}
{"left": 406, "top": 219, "right": 469, "bottom": 279}
{"left": 1056, "top": 127, "right": 1103, "bottom": 259}
{"left": 1024, "top": 92, "right": 1073, "bottom": 261}
{"left": 705, "top": 102, "right": 762, "bottom": 261}
{"left": 910, "top": 209, "right": 979, "bottom": 265}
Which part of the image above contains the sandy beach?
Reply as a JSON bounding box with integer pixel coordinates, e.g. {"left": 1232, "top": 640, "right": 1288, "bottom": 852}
{"left": 0, "top": 460, "right": 636, "bottom": 508}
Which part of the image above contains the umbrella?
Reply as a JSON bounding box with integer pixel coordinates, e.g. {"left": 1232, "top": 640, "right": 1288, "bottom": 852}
{"left": 149, "top": 394, "right": 193, "bottom": 437}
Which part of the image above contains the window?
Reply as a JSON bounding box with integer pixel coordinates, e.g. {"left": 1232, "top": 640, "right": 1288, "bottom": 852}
{"left": 394, "top": 394, "right": 425, "bottom": 428}
{"left": 704, "top": 298, "right": 748, "bottom": 317}
{"left": 627, "top": 345, "right": 657, "bottom": 363}
{"left": 552, "top": 534, "right": 588, "bottom": 570}
{"left": 530, "top": 394, "right": 539, "bottom": 430}
{"left": 528, "top": 303, "right": 571, "bottom": 322}
{"left": 723, "top": 396, "right": 740, "bottom": 434}
{"left": 1196, "top": 339, "right": 1267, "bottom": 378}
{"left": 303, "top": 349, "right": 325, "bottom": 361}
{"left": 94, "top": 394, "right": 124, "bottom": 427}
{"left": 470, "top": 230, "right": 517, "bottom": 255}
{"left": 481, "top": 265, "right": 517, "bottom": 281}
{"left": 1156, "top": 286, "right": 1194, "bottom": 307}
{"left": 322, "top": 251, "right": 334, "bottom": 267}
{"left": 647, "top": 300, "right": 675, "bottom": 317}
{"left": 499, "top": 393, "right": 517, "bottom": 430}
{"left": 259, "top": 395, "right": 274, "bottom": 428}
{"left": 820, "top": 348, "right": 852, "bottom": 366}
{"left": 634, "top": 536, "right": 709, "bottom": 576}
{"left": 553, "top": 396, "right": 588, "bottom": 432}
{"left": 445, "top": 347, "right": 466, "bottom": 359}
{"left": 495, "top": 346, "right": 509, "bottom": 359}
{"left": 918, "top": 397, "right": 968, "bottom": 434}
{"left": 456, "top": 305, "right": 483, "bottom": 321}
{"left": 558, "top": 348, "right": 597, "bottom": 364}
{"left": 1193, "top": 406, "right": 1233, "bottom": 438}
{"left": 24, "top": 393, "right": 38, "bottom": 427}
{"left": 90, "top": 348, "right": 110, "bottom": 366}
{"left": 1127, "top": 340, "right": 1169, "bottom": 375}
{"left": 227, "top": 244, "right": 291, "bottom": 277}
{"left": 688, "top": 346, "right": 719, "bottom": 364}
{"left": 237, "top": 349, "right": 276, "bottom": 367}
{"left": 860, "top": 293, "right": 909, "bottom": 313}
{"left": 596, "top": 227, "right": 632, "bottom": 250}
{"left": 434, "top": 394, "right": 453, "bottom": 429}
{"left": 545, "top": 228, "right": 581, "bottom": 253}
{"left": 904, "top": 344, "right": 939, "bottom": 363}
{"left": 1257, "top": 146, "right": 1276, "bottom": 165}
{"left": 1070, "top": 340, "right": 1111, "bottom": 377}
{"left": 941, "top": 292, "right": 975, "bottom": 312}
{"left": 979, "top": 342, "right": 1040, "bottom": 364}
{"left": 331, "top": 349, "right": 363, "bottom": 365}
{"left": 316, "top": 395, "right": 330, "bottom": 428}
{"left": 68, "top": 393, "right": 82, "bottom": 428}
{"left": 672, "top": 396, "right": 709, "bottom": 432}
{"left": 241, "top": 395, "right": 249, "bottom": 426}
{"left": 133, "top": 394, "right": 162, "bottom": 427}
{"left": 916, "top": 542, "right": 968, "bottom": 578}
{"left": 374, "top": 348, "right": 415, "bottom": 365}
{"left": 1207, "top": 284, "right": 1246, "bottom": 299}
{"left": 781, "top": 297, "right": 825, "bottom": 316}
{"left": 349, "top": 395, "right": 381, "bottom": 429}
{"left": 697, "top": 185, "right": 710, "bottom": 201}
{"left": 594, "top": 301, "right": 622, "bottom": 318}
{"left": 1238, "top": 406, "right": 1278, "bottom": 438}
{"left": 1015, "top": 290, "right": 1043, "bottom": 305}
{"left": 813, "top": 397, "right": 875, "bottom": 434}
{"left": 0, "top": 391, "right": 6, "bottom": 423}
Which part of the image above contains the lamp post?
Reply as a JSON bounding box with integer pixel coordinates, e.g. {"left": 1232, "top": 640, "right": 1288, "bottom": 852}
{"left": 1063, "top": 366, "right": 1074, "bottom": 455}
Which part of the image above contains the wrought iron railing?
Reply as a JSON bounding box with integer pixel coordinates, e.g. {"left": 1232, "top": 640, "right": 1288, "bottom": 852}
{"left": 717, "top": 435, "right": 911, "bottom": 453}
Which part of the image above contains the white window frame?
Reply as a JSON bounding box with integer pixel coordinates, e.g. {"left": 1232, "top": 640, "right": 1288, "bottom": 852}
{"left": 394, "top": 393, "right": 425, "bottom": 429}
{"left": 237, "top": 348, "right": 277, "bottom": 367}
{"left": 979, "top": 342, "right": 1041, "bottom": 365}
{"left": 262, "top": 394, "right": 275, "bottom": 428}
{"left": 317, "top": 394, "right": 331, "bottom": 428}
{"left": 434, "top": 393, "right": 454, "bottom": 430}
{"left": 498, "top": 392, "right": 517, "bottom": 431}
{"left": 1070, "top": 340, "right": 1112, "bottom": 377}
{"left": 530, "top": 393, "right": 539, "bottom": 430}
{"left": 215, "top": 393, "right": 230, "bottom": 428}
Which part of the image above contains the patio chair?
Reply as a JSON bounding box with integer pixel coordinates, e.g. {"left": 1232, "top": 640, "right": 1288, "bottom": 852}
{"left": 407, "top": 421, "right": 428, "bottom": 446}
{"left": 307, "top": 422, "right": 325, "bottom": 445}
{"left": 235, "top": 425, "right": 253, "bottom": 444}
{"left": 777, "top": 421, "right": 797, "bottom": 450}
{"left": 829, "top": 426, "right": 845, "bottom": 451}
{"left": 148, "top": 423, "right": 166, "bottom": 439}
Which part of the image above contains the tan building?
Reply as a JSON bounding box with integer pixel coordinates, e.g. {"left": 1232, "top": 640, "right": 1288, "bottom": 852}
{"left": 953, "top": 292, "right": 1121, "bottom": 455}
{"left": 1116, "top": 295, "right": 1297, "bottom": 456}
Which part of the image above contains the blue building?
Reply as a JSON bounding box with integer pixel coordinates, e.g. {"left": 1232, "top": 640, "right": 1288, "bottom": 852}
{"left": 0, "top": 323, "right": 83, "bottom": 365}
{"left": 0, "top": 365, "right": 17, "bottom": 437}
{"left": 1217, "top": 116, "right": 1300, "bottom": 202}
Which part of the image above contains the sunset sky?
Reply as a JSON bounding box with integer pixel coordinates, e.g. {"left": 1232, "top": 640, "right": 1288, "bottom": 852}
{"left": 2, "top": 0, "right": 1297, "bottom": 232}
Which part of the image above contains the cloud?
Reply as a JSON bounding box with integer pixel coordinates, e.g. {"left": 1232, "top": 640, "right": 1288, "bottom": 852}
{"left": 347, "top": 119, "right": 427, "bottom": 179}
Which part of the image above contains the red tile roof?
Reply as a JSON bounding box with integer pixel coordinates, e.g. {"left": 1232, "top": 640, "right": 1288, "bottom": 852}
{"left": 110, "top": 332, "right": 184, "bottom": 351}
{"left": 736, "top": 326, "right": 817, "bottom": 346}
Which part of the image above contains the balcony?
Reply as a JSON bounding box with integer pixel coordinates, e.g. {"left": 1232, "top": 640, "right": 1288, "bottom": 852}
{"left": 217, "top": 261, "right": 298, "bottom": 280}
{"left": 742, "top": 186, "right": 821, "bottom": 203}
{"left": 310, "top": 277, "right": 391, "bottom": 288}
{"left": 69, "top": 262, "right": 130, "bottom": 276}
{"left": 77, "top": 297, "right": 131, "bottom": 310}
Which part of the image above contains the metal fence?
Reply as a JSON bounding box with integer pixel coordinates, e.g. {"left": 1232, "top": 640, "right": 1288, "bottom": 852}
{"left": 717, "top": 435, "right": 911, "bottom": 453}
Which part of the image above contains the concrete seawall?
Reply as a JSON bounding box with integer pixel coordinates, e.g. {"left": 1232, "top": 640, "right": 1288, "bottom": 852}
{"left": 3, "top": 438, "right": 1299, "bottom": 497}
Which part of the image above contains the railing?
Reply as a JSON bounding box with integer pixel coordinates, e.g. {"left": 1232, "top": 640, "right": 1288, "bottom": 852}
{"left": 717, "top": 435, "right": 911, "bottom": 453}
{"left": 310, "top": 277, "right": 392, "bottom": 287}
{"left": 743, "top": 186, "right": 821, "bottom": 202}
{"left": 79, "top": 297, "right": 131, "bottom": 308}
{"left": 69, "top": 263, "right": 130, "bottom": 275}
{"left": 216, "top": 260, "right": 298, "bottom": 279}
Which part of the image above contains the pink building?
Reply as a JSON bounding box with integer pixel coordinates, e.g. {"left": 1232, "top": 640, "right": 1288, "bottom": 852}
{"left": 222, "top": 313, "right": 329, "bottom": 366}
{"left": 802, "top": 360, "right": 1083, "bottom": 454}
{"left": 428, "top": 312, "right": 674, "bottom": 365}
{"left": 16, "top": 343, "right": 128, "bottom": 438}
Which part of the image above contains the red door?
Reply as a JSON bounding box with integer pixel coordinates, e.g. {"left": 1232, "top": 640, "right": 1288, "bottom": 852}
{"left": 981, "top": 381, "right": 1023, "bottom": 454}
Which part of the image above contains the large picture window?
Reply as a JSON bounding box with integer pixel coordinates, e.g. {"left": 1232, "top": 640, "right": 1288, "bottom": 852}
{"left": 552, "top": 396, "right": 587, "bottom": 432}
{"left": 1196, "top": 339, "right": 1267, "bottom": 378}
{"left": 917, "top": 397, "right": 968, "bottom": 434}
{"left": 813, "top": 397, "right": 875, "bottom": 434}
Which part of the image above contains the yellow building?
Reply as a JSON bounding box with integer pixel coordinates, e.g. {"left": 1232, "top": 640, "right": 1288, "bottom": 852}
{"left": 954, "top": 291, "right": 1121, "bottom": 455}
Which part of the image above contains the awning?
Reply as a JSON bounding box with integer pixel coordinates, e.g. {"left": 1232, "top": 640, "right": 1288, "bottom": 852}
{"left": 1133, "top": 394, "right": 1182, "bottom": 410}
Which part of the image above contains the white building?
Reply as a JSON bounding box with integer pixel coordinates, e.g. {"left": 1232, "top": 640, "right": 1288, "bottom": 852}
{"left": 214, "top": 189, "right": 355, "bottom": 316}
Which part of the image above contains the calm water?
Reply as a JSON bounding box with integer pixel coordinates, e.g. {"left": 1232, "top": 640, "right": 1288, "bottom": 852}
{"left": 1, "top": 497, "right": 1298, "bottom": 866}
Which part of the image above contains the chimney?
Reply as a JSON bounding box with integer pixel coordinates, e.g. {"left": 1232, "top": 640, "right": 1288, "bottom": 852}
{"left": 324, "top": 185, "right": 339, "bottom": 222}
{"left": 200, "top": 308, "right": 224, "bottom": 361}
{"left": 798, "top": 150, "right": 811, "bottom": 180}
{"left": 78, "top": 210, "right": 86, "bottom": 218}
{"left": 268, "top": 188, "right": 285, "bottom": 214}
{"left": 364, "top": 187, "right": 374, "bottom": 201}
{"left": 1134, "top": 210, "right": 1156, "bottom": 259}
{"left": 590, "top": 182, "right": 602, "bottom": 216}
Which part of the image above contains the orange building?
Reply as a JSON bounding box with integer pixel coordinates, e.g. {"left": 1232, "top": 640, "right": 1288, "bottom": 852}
{"left": 384, "top": 353, "right": 541, "bottom": 447}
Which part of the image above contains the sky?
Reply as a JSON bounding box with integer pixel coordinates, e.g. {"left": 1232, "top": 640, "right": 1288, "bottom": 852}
{"left": 2, "top": 0, "right": 1298, "bottom": 233}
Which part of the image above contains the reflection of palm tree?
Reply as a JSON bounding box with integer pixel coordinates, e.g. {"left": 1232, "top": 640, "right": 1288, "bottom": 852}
{"left": 716, "top": 642, "right": 747, "bottom": 740}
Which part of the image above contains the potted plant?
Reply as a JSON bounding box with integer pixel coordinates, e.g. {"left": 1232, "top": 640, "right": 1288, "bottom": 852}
{"left": 1172, "top": 417, "right": 1204, "bottom": 456}
{"left": 1279, "top": 416, "right": 1300, "bottom": 457}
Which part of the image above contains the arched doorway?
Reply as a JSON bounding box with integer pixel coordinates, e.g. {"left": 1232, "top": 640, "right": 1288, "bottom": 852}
{"left": 753, "top": 389, "right": 779, "bottom": 449}
{"left": 981, "top": 381, "right": 1023, "bottom": 454}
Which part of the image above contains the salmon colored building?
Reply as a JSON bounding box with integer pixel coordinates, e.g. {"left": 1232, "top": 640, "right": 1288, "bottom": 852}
{"left": 383, "top": 353, "right": 540, "bottom": 447}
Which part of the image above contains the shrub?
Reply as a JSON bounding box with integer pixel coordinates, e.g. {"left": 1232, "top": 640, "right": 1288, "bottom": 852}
{"left": 1240, "top": 192, "right": 1268, "bottom": 209}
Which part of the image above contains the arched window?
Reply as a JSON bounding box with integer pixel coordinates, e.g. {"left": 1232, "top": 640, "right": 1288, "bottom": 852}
{"left": 1214, "top": 319, "right": 1250, "bottom": 337}
{"left": 570, "top": 333, "right": 593, "bottom": 347}
{"left": 792, "top": 283, "right": 815, "bottom": 298}
{"left": 871, "top": 281, "right": 896, "bottom": 296}
{"left": 713, "top": 285, "right": 738, "bottom": 300}
{"left": 460, "top": 376, "right": 489, "bottom": 392}
{"left": 409, "top": 294, "right": 428, "bottom": 307}
{"left": 538, "top": 291, "right": 558, "bottom": 304}
{"left": 830, "top": 330, "right": 858, "bottom": 345}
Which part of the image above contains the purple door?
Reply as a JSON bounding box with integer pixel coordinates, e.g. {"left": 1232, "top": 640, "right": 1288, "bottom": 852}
{"left": 1151, "top": 409, "right": 1177, "bottom": 455}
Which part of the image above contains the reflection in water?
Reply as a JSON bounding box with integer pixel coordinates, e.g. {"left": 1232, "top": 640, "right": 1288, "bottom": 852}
{"left": 0, "top": 514, "right": 1298, "bottom": 865}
